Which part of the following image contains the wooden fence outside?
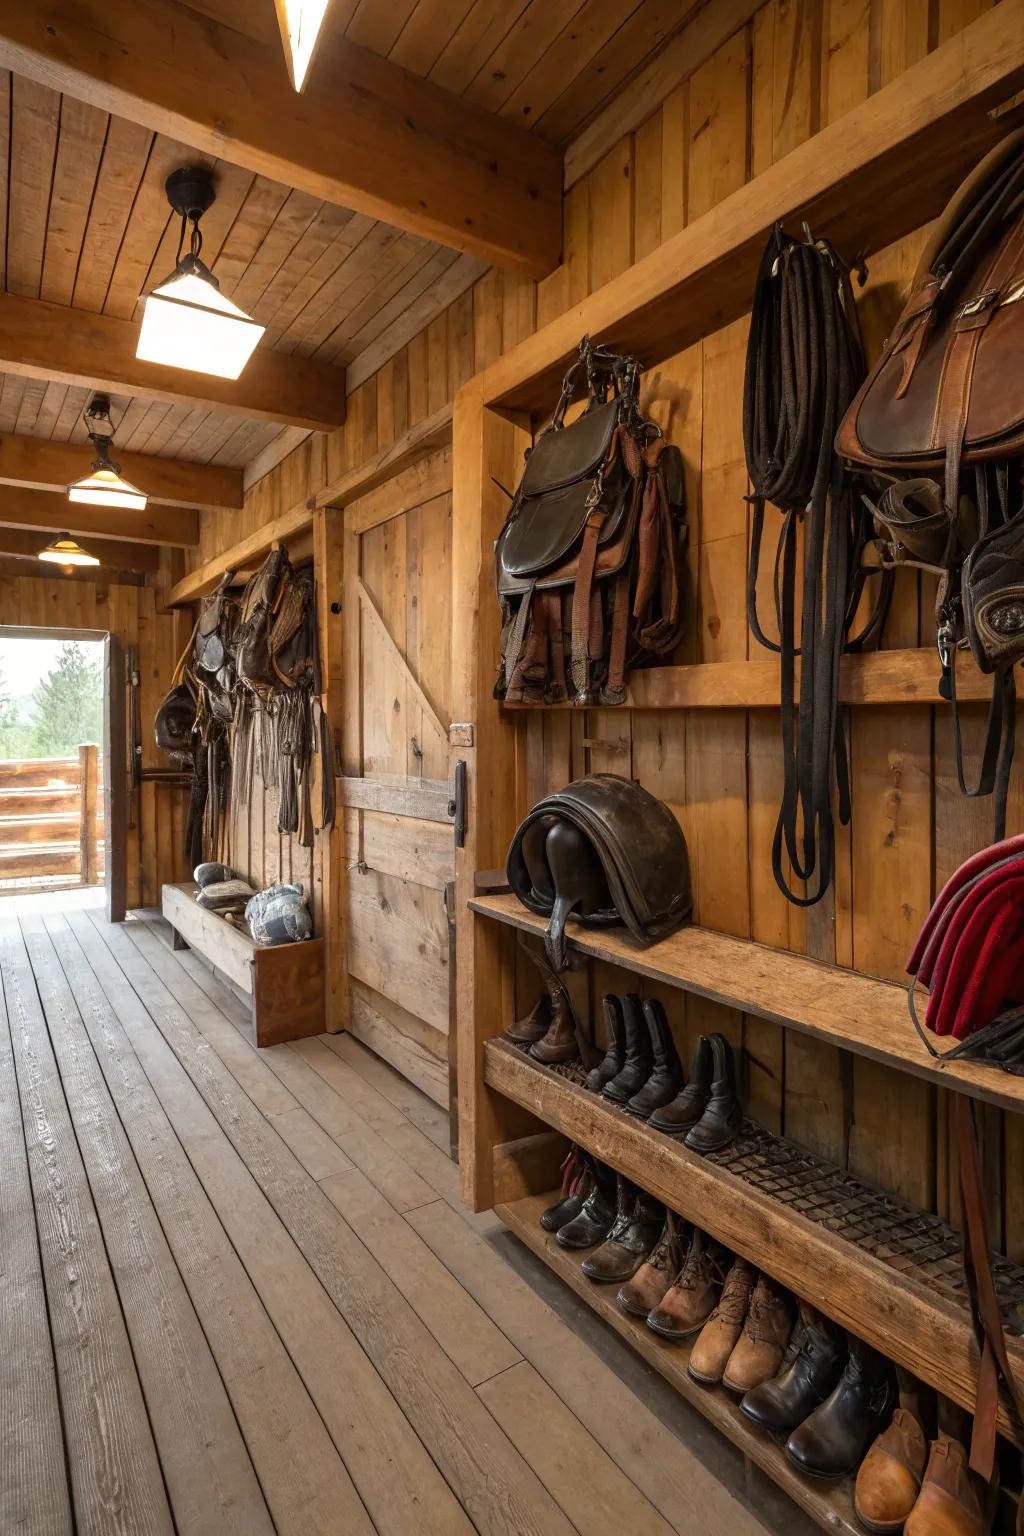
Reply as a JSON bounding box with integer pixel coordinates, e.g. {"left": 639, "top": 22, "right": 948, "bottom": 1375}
{"left": 0, "top": 746, "right": 104, "bottom": 889}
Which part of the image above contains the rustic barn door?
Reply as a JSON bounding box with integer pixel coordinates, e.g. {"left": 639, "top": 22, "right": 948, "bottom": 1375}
{"left": 342, "top": 446, "right": 455, "bottom": 1107}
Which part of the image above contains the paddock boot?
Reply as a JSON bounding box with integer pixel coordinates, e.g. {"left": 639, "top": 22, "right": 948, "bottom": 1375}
{"left": 555, "top": 1162, "right": 617, "bottom": 1250}
{"left": 601, "top": 994, "right": 653, "bottom": 1104}
{"left": 688, "top": 1256, "right": 756, "bottom": 1385}
{"left": 684, "top": 1034, "right": 743, "bottom": 1153}
{"left": 617, "top": 1211, "right": 689, "bottom": 1317}
{"left": 647, "top": 1229, "right": 728, "bottom": 1341}
{"left": 626, "top": 999, "right": 683, "bottom": 1118}
{"left": 740, "top": 1305, "right": 846, "bottom": 1434}
{"left": 854, "top": 1408, "right": 927, "bottom": 1533}
{"left": 503, "top": 993, "right": 550, "bottom": 1047}
{"left": 529, "top": 972, "right": 579, "bottom": 1065}
{"left": 539, "top": 1146, "right": 592, "bottom": 1233}
{"left": 787, "top": 1339, "right": 897, "bottom": 1478}
{"left": 586, "top": 995, "right": 626, "bottom": 1091}
{"left": 722, "top": 1274, "right": 795, "bottom": 1394}
{"left": 905, "top": 1435, "right": 989, "bottom": 1536}
{"left": 648, "top": 1034, "right": 712, "bottom": 1136}
{"left": 582, "top": 1183, "right": 665, "bottom": 1283}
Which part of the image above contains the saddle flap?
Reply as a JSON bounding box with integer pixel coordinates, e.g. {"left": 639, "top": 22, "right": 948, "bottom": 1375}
{"left": 519, "top": 398, "right": 619, "bottom": 498}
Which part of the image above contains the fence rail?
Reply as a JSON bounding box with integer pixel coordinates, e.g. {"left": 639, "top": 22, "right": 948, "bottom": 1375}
{"left": 0, "top": 746, "right": 104, "bottom": 888}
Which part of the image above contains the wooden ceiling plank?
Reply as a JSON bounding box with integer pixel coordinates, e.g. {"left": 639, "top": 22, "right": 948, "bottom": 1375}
{"left": 178, "top": 410, "right": 245, "bottom": 465}
{"left": 0, "top": 377, "right": 27, "bottom": 433}
{"left": 210, "top": 418, "right": 281, "bottom": 467}
{"left": 278, "top": 223, "right": 410, "bottom": 357}
{"left": 344, "top": 252, "right": 485, "bottom": 392}
{"left": 0, "top": 73, "right": 11, "bottom": 287}
{"left": 0, "top": 524, "right": 160, "bottom": 571}
{"left": 155, "top": 404, "right": 215, "bottom": 462}
{"left": 71, "top": 116, "right": 153, "bottom": 312}
{"left": 203, "top": 174, "right": 292, "bottom": 297}
{"left": 0, "top": 483, "right": 197, "bottom": 545}
{"left": 462, "top": 0, "right": 588, "bottom": 116}
{"left": 121, "top": 399, "right": 174, "bottom": 453}
{"left": 0, "top": 0, "right": 563, "bottom": 277}
{"left": 13, "top": 377, "right": 49, "bottom": 437}
{"left": 134, "top": 401, "right": 193, "bottom": 457}
{"left": 230, "top": 188, "right": 323, "bottom": 315}
{"left": 347, "top": 0, "right": 421, "bottom": 55}
{"left": 313, "top": 238, "right": 440, "bottom": 364}
{"left": 51, "top": 384, "right": 95, "bottom": 442}
{"left": 389, "top": 0, "right": 478, "bottom": 78}
{"left": 39, "top": 96, "right": 108, "bottom": 306}
{"left": 428, "top": 0, "right": 532, "bottom": 95}
{"left": 0, "top": 429, "right": 242, "bottom": 510}
{"left": 7, "top": 76, "right": 60, "bottom": 299}
{"left": 32, "top": 381, "right": 71, "bottom": 439}
{"left": 322, "top": 246, "right": 456, "bottom": 366}
{"left": 260, "top": 211, "right": 376, "bottom": 349}
{"left": 250, "top": 203, "right": 356, "bottom": 326}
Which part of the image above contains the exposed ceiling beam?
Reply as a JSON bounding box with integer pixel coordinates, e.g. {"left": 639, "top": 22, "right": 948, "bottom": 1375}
{"left": 0, "top": 525, "right": 160, "bottom": 571}
{"left": 0, "top": 292, "right": 346, "bottom": 432}
{"left": 0, "top": 431, "right": 241, "bottom": 511}
{"left": 0, "top": 0, "right": 563, "bottom": 280}
{"left": 0, "top": 484, "right": 198, "bottom": 547}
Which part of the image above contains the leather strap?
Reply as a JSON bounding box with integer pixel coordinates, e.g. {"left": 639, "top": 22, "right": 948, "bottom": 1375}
{"left": 571, "top": 510, "right": 605, "bottom": 701}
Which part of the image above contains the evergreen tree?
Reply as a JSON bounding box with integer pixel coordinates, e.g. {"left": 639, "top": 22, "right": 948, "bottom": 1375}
{"left": 29, "top": 643, "right": 103, "bottom": 757}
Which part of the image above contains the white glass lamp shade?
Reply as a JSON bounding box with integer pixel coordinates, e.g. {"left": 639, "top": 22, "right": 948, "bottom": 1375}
{"left": 68, "top": 464, "right": 148, "bottom": 512}
{"left": 276, "top": 0, "right": 331, "bottom": 90}
{"left": 38, "top": 535, "right": 100, "bottom": 568}
{"left": 137, "top": 270, "right": 265, "bottom": 380}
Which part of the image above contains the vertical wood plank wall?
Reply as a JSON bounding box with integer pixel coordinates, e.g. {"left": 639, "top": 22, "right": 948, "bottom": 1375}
{"left": 190, "top": 0, "right": 1023, "bottom": 1246}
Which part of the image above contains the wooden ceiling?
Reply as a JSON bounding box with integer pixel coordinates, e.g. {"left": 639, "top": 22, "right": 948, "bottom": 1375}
{"left": 0, "top": 0, "right": 692, "bottom": 488}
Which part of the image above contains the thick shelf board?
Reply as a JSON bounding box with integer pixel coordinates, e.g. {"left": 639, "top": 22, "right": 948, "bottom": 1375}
{"left": 501, "top": 649, "right": 997, "bottom": 709}
{"left": 472, "top": 1, "right": 1024, "bottom": 414}
{"left": 469, "top": 894, "right": 1024, "bottom": 1117}
{"left": 497, "top": 1191, "right": 862, "bottom": 1536}
{"left": 484, "top": 1039, "right": 1024, "bottom": 1437}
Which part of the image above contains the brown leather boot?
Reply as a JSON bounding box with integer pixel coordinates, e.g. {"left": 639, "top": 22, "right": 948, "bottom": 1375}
{"left": 688, "top": 1256, "right": 755, "bottom": 1385}
{"left": 529, "top": 971, "right": 579, "bottom": 1064}
{"left": 647, "top": 1230, "right": 727, "bottom": 1341}
{"left": 854, "top": 1408, "right": 927, "bottom": 1533}
{"left": 581, "top": 1182, "right": 664, "bottom": 1283}
{"left": 904, "top": 1435, "right": 989, "bottom": 1536}
{"left": 617, "top": 1212, "right": 688, "bottom": 1317}
{"left": 722, "top": 1274, "right": 795, "bottom": 1393}
{"left": 504, "top": 994, "right": 550, "bottom": 1046}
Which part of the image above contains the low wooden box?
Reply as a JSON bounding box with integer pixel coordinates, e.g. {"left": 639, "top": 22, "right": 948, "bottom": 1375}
{"left": 161, "top": 882, "right": 324, "bottom": 1047}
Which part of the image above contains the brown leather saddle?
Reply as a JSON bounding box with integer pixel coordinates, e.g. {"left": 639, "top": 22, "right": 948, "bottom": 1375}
{"left": 506, "top": 773, "right": 692, "bottom": 971}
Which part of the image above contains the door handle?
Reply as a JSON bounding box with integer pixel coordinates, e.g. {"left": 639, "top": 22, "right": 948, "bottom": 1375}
{"left": 448, "top": 760, "right": 467, "bottom": 849}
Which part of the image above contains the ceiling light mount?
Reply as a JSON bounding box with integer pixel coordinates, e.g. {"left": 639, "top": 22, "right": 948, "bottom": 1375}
{"left": 165, "top": 165, "right": 216, "bottom": 223}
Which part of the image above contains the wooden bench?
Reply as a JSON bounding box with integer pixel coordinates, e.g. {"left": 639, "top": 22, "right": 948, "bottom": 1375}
{"left": 161, "top": 882, "right": 324, "bottom": 1047}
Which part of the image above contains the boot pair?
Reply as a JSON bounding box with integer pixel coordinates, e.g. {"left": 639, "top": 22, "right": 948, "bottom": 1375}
{"left": 856, "top": 1415, "right": 992, "bottom": 1534}
{"left": 587, "top": 994, "right": 683, "bottom": 1118}
{"left": 742, "top": 1306, "right": 896, "bottom": 1479}
{"left": 688, "top": 1257, "right": 794, "bottom": 1393}
{"left": 618, "top": 1220, "right": 731, "bottom": 1339}
{"left": 649, "top": 1032, "right": 743, "bottom": 1153}
{"left": 503, "top": 970, "right": 579, "bottom": 1064}
{"left": 545, "top": 1160, "right": 619, "bottom": 1249}
{"left": 539, "top": 1145, "right": 593, "bottom": 1233}
{"left": 579, "top": 1175, "right": 665, "bottom": 1283}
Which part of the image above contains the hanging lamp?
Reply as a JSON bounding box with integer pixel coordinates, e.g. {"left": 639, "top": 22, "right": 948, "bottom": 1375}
{"left": 137, "top": 167, "right": 265, "bottom": 380}
{"left": 274, "top": 0, "right": 332, "bottom": 91}
{"left": 38, "top": 534, "right": 100, "bottom": 571}
{"left": 67, "top": 394, "right": 148, "bottom": 512}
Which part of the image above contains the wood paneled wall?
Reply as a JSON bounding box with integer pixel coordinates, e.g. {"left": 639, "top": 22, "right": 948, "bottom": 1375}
{"left": 193, "top": 0, "right": 1024, "bottom": 1246}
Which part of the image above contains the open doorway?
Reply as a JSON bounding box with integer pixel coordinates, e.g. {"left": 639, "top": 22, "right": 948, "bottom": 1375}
{"left": 0, "top": 628, "right": 113, "bottom": 910}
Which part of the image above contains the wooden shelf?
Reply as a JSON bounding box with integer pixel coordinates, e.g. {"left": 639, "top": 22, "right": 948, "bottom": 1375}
{"left": 497, "top": 1191, "right": 862, "bottom": 1536}
{"left": 484, "top": 1038, "right": 1024, "bottom": 1438}
{"left": 470, "top": 893, "right": 1024, "bottom": 1117}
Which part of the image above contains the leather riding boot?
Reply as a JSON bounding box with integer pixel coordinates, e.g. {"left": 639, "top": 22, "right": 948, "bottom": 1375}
{"left": 540, "top": 1147, "right": 592, "bottom": 1233}
{"left": 722, "top": 1274, "right": 795, "bottom": 1394}
{"left": 556, "top": 1163, "right": 617, "bottom": 1249}
{"left": 854, "top": 1408, "right": 928, "bottom": 1533}
{"left": 648, "top": 1034, "right": 712, "bottom": 1136}
{"left": 688, "top": 1256, "right": 756, "bottom": 1385}
{"left": 684, "top": 1033, "right": 744, "bottom": 1153}
{"left": 582, "top": 1183, "right": 665, "bottom": 1282}
{"left": 740, "top": 1305, "right": 846, "bottom": 1434}
{"left": 586, "top": 995, "right": 626, "bottom": 1091}
{"left": 905, "top": 1435, "right": 989, "bottom": 1536}
{"left": 529, "top": 972, "right": 579, "bottom": 1064}
{"left": 787, "top": 1339, "right": 897, "bottom": 1478}
{"left": 647, "top": 1229, "right": 728, "bottom": 1340}
{"left": 617, "top": 1211, "right": 688, "bottom": 1317}
{"left": 625, "top": 999, "right": 684, "bottom": 1118}
{"left": 602, "top": 994, "right": 653, "bottom": 1104}
{"left": 504, "top": 993, "right": 551, "bottom": 1046}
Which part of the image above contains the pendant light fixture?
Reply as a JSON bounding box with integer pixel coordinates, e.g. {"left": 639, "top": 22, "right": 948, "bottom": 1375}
{"left": 274, "top": 0, "right": 332, "bottom": 91}
{"left": 137, "top": 167, "right": 265, "bottom": 380}
{"left": 67, "top": 394, "right": 148, "bottom": 512}
{"left": 38, "top": 534, "right": 100, "bottom": 571}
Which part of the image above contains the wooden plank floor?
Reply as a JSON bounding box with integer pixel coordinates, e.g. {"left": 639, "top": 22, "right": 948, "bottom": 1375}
{"left": 0, "top": 904, "right": 819, "bottom": 1536}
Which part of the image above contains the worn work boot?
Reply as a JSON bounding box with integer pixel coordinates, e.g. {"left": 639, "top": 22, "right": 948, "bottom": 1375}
{"left": 582, "top": 1182, "right": 665, "bottom": 1283}
{"left": 503, "top": 993, "right": 550, "bottom": 1047}
{"left": 539, "top": 1146, "right": 591, "bottom": 1233}
{"left": 688, "top": 1256, "right": 756, "bottom": 1385}
{"left": 787, "top": 1340, "right": 897, "bottom": 1478}
{"left": 905, "top": 1435, "right": 988, "bottom": 1536}
{"left": 529, "top": 971, "right": 579, "bottom": 1065}
{"left": 602, "top": 994, "right": 652, "bottom": 1104}
{"left": 740, "top": 1305, "right": 846, "bottom": 1434}
{"left": 617, "top": 1211, "right": 688, "bottom": 1317}
{"left": 586, "top": 995, "right": 626, "bottom": 1091}
{"left": 555, "top": 1163, "right": 617, "bottom": 1250}
{"left": 684, "top": 1034, "right": 744, "bottom": 1153}
{"left": 648, "top": 1034, "right": 712, "bottom": 1136}
{"left": 722, "top": 1274, "right": 795, "bottom": 1394}
{"left": 626, "top": 999, "right": 684, "bottom": 1118}
{"left": 854, "top": 1408, "right": 928, "bottom": 1533}
{"left": 647, "top": 1229, "right": 727, "bottom": 1341}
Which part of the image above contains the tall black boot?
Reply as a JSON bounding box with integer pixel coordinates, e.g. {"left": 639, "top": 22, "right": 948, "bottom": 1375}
{"left": 602, "top": 994, "right": 652, "bottom": 1105}
{"left": 649, "top": 1033, "right": 712, "bottom": 1136}
{"left": 684, "top": 1034, "right": 743, "bottom": 1153}
{"left": 786, "top": 1338, "right": 897, "bottom": 1478}
{"left": 586, "top": 995, "right": 626, "bottom": 1091}
{"left": 556, "top": 1160, "right": 617, "bottom": 1249}
{"left": 626, "top": 999, "right": 683, "bottom": 1118}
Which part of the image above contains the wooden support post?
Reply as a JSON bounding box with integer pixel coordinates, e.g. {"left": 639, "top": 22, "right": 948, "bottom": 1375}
{"left": 313, "top": 506, "right": 348, "bottom": 1034}
{"left": 78, "top": 744, "right": 98, "bottom": 887}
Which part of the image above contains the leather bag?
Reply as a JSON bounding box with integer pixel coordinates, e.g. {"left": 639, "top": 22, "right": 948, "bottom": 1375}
{"left": 506, "top": 773, "right": 692, "bottom": 971}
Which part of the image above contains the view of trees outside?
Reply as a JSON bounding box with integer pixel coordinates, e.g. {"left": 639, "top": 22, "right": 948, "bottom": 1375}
{"left": 0, "top": 639, "right": 104, "bottom": 760}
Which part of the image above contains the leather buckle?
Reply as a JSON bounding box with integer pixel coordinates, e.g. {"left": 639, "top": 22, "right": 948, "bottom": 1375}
{"left": 956, "top": 288, "right": 1000, "bottom": 322}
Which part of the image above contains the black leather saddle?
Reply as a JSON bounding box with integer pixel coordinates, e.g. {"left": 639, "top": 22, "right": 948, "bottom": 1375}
{"left": 506, "top": 773, "right": 692, "bottom": 971}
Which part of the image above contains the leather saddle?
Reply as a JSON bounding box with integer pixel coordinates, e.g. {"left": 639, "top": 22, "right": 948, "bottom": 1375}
{"left": 506, "top": 773, "right": 692, "bottom": 971}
